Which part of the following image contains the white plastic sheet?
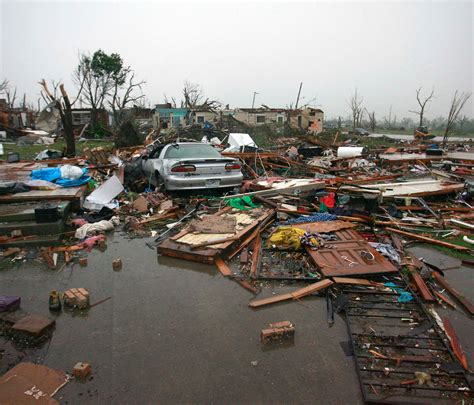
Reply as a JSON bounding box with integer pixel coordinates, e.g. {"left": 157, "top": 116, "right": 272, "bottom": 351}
{"left": 224, "top": 133, "right": 257, "bottom": 152}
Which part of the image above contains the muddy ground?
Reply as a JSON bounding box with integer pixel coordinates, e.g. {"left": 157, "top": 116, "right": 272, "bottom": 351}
{"left": 0, "top": 234, "right": 472, "bottom": 404}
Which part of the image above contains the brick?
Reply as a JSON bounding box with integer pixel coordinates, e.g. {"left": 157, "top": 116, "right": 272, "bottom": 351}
{"left": 112, "top": 259, "right": 122, "bottom": 271}
{"left": 269, "top": 321, "right": 293, "bottom": 329}
{"left": 74, "top": 293, "right": 88, "bottom": 309}
{"left": 77, "top": 288, "right": 89, "bottom": 299}
{"left": 72, "top": 362, "right": 91, "bottom": 378}
{"left": 64, "top": 290, "right": 75, "bottom": 301}
{"left": 260, "top": 321, "right": 295, "bottom": 344}
{"left": 79, "top": 258, "right": 88, "bottom": 267}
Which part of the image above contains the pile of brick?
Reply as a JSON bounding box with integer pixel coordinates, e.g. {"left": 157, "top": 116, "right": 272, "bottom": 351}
{"left": 260, "top": 321, "right": 295, "bottom": 344}
{"left": 63, "top": 288, "right": 90, "bottom": 309}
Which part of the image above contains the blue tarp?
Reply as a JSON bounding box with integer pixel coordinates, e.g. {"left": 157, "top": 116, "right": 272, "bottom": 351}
{"left": 31, "top": 167, "right": 91, "bottom": 187}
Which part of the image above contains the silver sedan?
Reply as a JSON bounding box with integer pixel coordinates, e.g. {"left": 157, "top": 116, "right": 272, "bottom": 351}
{"left": 141, "top": 142, "right": 243, "bottom": 191}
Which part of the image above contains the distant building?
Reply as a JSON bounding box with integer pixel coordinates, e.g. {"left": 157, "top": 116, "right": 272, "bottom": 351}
{"left": 289, "top": 107, "right": 324, "bottom": 133}
{"left": 233, "top": 108, "right": 287, "bottom": 126}
{"left": 71, "top": 108, "right": 108, "bottom": 129}
{"left": 153, "top": 107, "right": 188, "bottom": 129}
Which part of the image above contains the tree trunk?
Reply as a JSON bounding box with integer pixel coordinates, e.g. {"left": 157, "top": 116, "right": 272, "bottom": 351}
{"left": 60, "top": 85, "right": 76, "bottom": 157}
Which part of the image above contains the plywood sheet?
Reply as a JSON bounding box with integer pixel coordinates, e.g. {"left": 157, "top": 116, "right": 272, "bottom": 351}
{"left": 0, "top": 362, "right": 68, "bottom": 404}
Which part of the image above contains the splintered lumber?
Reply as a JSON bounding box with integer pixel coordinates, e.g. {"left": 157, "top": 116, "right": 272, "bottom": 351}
{"left": 332, "top": 277, "right": 384, "bottom": 288}
{"left": 249, "top": 279, "right": 333, "bottom": 308}
{"left": 407, "top": 266, "right": 435, "bottom": 302}
{"left": 432, "top": 271, "right": 474, "bottom": 315}
{"left": 433, "top": 290, "right": 457, "bottom": 309}
{"left": 442, "top": 318, "right": 468, "bottom": 370}
{"left": 386, "top": 227, "right": 470, "bottom": 252}
{"left": 250, "top": 231, "right": 262, "bottom": 278}
{"left": 214, "top": 257, "right": 232, "bottom": 277}
{"left": 190, "top": 235, "right": 239, "bottom": 250}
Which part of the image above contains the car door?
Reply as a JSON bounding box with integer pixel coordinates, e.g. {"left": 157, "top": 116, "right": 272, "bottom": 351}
{"left": 142, "top": 145, "right": 166, "bottom": 178}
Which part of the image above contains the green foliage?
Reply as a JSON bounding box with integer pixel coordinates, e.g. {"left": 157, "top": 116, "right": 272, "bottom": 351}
{"left": 90, "top": 50, "right": 125, "bottom": 84}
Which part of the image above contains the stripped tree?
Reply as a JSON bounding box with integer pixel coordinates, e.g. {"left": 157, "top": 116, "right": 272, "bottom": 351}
{"left": 347, "top": 89, "right": 364, "bottom": 134}
{"left": 442, "top": 91, "right": 472, "bottom": 146}
{"left": 39, "top": 79, "right": 84, "bottom": 156}
{"left": 409, "top": 87, "right": 435, "bottom": 127}
{"left": 365, "top": 109, "right": 376, "bottom": 132}
{"left": 108, "top": 68, "right": 145, "bottom": 127}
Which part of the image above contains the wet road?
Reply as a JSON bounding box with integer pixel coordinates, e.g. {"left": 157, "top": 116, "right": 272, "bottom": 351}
{"left": 0, "top": 234, "right": 363, "bottom": 404}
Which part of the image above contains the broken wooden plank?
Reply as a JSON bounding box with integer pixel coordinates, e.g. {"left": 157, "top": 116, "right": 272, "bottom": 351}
{"left": 386, "top": 227, "right": 470, "bottom": 252}
{"left": 442, "top": 317, "right": 468, "bottom": 370}
{"left": 190, "top": 235, "right": 240, "bottom": 250}
{"left": 432, "top": 271, "right": 474, "bottom": 315}
{"left": 407, "top": 266, "right": 435, "bottom": 302}
{"left": 433, "top": 290, "right": 457, "bottom": 309}
{"left": 332, "top": 277, "right": 384, "bottom": 287}
{"left": 250, "top": 231, "right": 262, "bottom": 278}
{"left": 214, "top": 257, "right": 232, "bottom": 277}
{"left": 249, "top": 279, "right": 333, "bottom": 308}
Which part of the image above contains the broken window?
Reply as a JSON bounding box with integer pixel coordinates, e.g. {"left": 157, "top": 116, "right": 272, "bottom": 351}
{"left": 256, "top": 115, "right": 265, "bottom": 124}
{"left": 197, "top": 116, "right": 205, "bottom": 124}
{"left": 72, "top": 112, "right": 91, "bottom": 126}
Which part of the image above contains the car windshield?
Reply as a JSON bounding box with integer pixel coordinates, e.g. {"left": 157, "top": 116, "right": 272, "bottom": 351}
{"left": 164, "top": 144, "right": 223, "bottom": 159}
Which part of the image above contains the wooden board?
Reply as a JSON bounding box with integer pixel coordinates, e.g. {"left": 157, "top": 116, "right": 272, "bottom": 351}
{"left": 157, "top": 208, "right": 271, "bottom": 264}
{"left": 249, "top": 279, "right": 333, "bottom": 308}
{"left": 0, "top": 187, "right": 85, "bottom": 204}
{"left": 306, "top": 230, "right": 397, "bottom": 277}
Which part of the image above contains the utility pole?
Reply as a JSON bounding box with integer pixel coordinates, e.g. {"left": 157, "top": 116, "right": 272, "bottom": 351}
{"left": 252, "top": 91, "right": 258, "bottom": 108}
{"left": 251, "top": 91, "right": 258, "bottom": 109}
{"left": 295, "top": 82, "right": 303, "bottom": 109}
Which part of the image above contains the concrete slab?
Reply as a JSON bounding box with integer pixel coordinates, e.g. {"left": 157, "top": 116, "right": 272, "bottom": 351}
{"left": 12, "top": 314, "right": 55, "bottom": 336}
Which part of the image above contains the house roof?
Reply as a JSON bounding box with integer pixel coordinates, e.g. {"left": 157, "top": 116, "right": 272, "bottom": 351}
{"left": 238, "top": 108, "right": 287, "bottom": 114}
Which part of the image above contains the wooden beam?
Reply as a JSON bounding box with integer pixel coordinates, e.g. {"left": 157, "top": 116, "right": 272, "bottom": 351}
{"left": 407, "top": 266, "right": 435, "bottom": 302}
{"left": 386, "top": 227, "right": 470, "bottom": 252}
{"left": 214, "top": 257, "right": 232, "bottom": 277}
{"left": 442, "top": 317, "right": 468, "bottom": 369}
{"left": 250, "top": 231, "right": 262, "bottom": 278}
{"left": 249, "top": 279, "right": 333, "bottom": 308}
{"left": 332, "top": 277, "right": 384, "bottom": 287}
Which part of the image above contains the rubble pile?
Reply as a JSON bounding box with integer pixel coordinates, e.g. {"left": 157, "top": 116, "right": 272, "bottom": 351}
{"left": 0, "top": 132, "right": 473, "bottom": 403}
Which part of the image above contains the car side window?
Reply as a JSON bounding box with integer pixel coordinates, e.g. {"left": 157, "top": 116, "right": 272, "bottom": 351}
{"left": 149, "top": 146, "right": 165, "bottom": 159}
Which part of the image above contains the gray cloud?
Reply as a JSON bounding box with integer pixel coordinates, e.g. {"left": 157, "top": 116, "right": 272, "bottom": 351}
{"left": 1, "top": 1, "right": 472, "bottom": 119}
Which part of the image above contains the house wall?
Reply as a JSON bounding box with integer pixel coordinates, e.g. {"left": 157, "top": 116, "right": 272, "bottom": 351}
{"left": 193, "top": 111, "right": 218, "bottom": 125}
{"left": 233, "top": 110, "right": 286, "bottom": 126}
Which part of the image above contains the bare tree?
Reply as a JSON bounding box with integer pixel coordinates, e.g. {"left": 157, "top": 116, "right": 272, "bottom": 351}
{"left": 442, "top": 91, "right": 472, "bottom": 146}
{"left": 347, "top": 89, "right": 364, "bottom": 134}
{"left": 108, "top": 70, "right": 145, "bottom": 126}
{"left": 409, "top": 87, "right": 435, "bottom": 127}
{"left": 39, "top": 79, "right": 77, "bottom": 156}
{"left": 365, "top": 109, "right": 376, "bottom": 132}
{"left": 182, "top": 81, "right": 220, "bottom": 112}
{"left": 73, "top": 50, "right": 123, "bottom": 129}
{"left": 5, "top": 86, "right": 17, "bottom": 108}
{"left": 0, "top": 79, "right": 8, "bottom": 93}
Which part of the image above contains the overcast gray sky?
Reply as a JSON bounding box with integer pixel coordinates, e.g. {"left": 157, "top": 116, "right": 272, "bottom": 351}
{"left": 1, "top": 1, "right": 473, "bottom": 119}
